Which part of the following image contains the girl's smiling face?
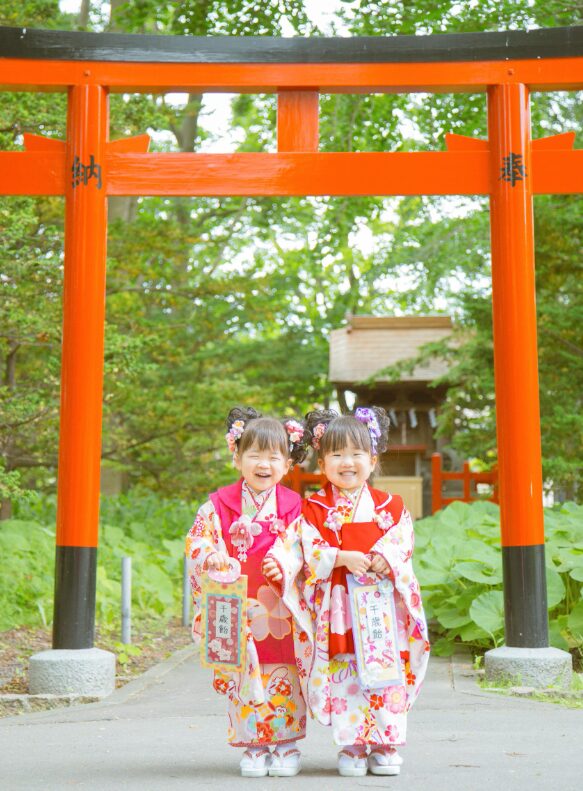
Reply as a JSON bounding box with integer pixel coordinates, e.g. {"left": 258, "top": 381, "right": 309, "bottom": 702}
{"left": 318, "top": 440, "right": 376, "bottom": 492}
{"left": 234, "top": 444, "right": 291, "bottom": 493}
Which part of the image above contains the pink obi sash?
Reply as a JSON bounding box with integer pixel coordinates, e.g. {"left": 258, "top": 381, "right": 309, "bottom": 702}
{"left": 210, "top": 479, "right": 301, "bottom": 664}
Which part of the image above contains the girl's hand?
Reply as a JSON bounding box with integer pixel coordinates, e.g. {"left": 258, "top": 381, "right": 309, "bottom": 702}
{"left": 336, "top": 550, "right": 371, "bottom": 577}
{"left": 207, "top": 551, "right": 230, "bottom": 572}
{"left": 370, "top": 554, "right": 393, "bottom": 578}
{"left": 262, "top": 557, "right": 283, "bottom": 583}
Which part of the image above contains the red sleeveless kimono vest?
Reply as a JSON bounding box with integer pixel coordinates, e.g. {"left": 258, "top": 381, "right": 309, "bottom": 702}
{"left": 303, "top": 482, "right": 404, "bottom": 657}
{"left": 210, "top": 479, "right": 301, "bottom": 664}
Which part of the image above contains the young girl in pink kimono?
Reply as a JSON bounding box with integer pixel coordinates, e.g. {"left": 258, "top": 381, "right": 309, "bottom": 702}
{"left": 186, "top": 407, "right": 309, "bottom": 778}
{"left": 263, "top": 407, "right": 429, "bottom": 778}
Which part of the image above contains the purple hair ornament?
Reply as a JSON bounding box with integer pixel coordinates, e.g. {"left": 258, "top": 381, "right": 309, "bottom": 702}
{"left": 354, "top": 407, "right": 382, "bottom": 455}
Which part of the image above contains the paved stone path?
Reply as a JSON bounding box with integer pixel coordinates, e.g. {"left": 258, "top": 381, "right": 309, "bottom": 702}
{"left": 1, "top": 649, "right": 581, "bottom": 790}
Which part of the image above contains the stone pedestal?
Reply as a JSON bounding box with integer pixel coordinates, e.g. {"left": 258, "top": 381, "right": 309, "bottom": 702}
{"left": 484, "top": 645, "right": 572, "bottom": 689}
{"left": 29, "top": 648, "right": 116, "bottom": 697}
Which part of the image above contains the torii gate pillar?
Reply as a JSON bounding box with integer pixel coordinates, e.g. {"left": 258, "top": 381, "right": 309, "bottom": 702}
{"left": 485, "top": 83, "right": 571, "bottom": 686}
{"left": 53, "top": 84, "right": 109, "bottom": 649}
{"left": 30, "top": 84, "right": 116, "bottom": 697}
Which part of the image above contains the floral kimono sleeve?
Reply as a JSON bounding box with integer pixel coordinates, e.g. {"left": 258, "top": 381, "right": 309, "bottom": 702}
{"left": 185, "top": 501, "right": 265, "bottom": 707}
{"left": 370, "top": 507, "right": 430, "bottom": 707}
{"left": 265, "top": 516, "right": 337, "bottom": 715}
{"left": 185, "top": 500, "right": 227, "bottom": 644}
{"left": 269, "top": 516, "right": 338, "bottom": 599}
{"left": 299, "top": 517, "right": 338, "bottom": 588}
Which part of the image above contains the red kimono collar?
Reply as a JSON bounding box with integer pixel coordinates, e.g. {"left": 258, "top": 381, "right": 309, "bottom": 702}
{"left": 307, "top": 480, "right": 392, "bottom": 512}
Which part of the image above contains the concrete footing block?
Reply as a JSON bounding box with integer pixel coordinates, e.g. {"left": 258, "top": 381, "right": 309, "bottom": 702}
{"left": 29, "top": 648, "right": 116, "bottom": 697}
{"left": 484, "top": 645, "right": 572, "bottom": 689}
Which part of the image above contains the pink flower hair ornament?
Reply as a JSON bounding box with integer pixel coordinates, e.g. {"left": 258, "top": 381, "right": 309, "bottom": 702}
{"left": 284, "top": 419, "right": 304, "bottom": 447}
{"left": 225, "top": 419, "right": 246, "bottom": 453}
{"left": 312, "top": 422, "right": 327, "bottom": 450}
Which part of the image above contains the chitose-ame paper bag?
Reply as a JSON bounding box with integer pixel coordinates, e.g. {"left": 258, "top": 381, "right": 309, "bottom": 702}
{"left": 200, "top": 560, "right": 248, "bottom": 674}
{"left": 347, "top": 573, "right": 404, "bottom": 690}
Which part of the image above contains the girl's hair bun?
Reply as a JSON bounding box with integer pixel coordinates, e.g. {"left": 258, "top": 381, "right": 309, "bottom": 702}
{"left": 225, "top": 406, "right": 261, "bottom": 453}
{"left": 226, "top": 406, "right": 261, "bottom": 432}
{"left": 304, "top": 406, "right": 390, "bottom": 458}
{"left": 282, "top": 417, "right": 311, "bottom": 466}
{"left": 304, "top": 409, "right": 338, "bottom": 434}
{"left": 304, "top": 409, "right": 338, "bottom": 451}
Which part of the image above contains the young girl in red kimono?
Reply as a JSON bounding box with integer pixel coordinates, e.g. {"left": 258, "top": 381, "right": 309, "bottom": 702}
{"left": 186, "top": 407, "right": 309, "bottom": 778}
{"left": 263, "top": 407, "right": 429, "bottom": 777}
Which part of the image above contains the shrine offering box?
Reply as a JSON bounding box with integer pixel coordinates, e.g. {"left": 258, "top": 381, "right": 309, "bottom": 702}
{"left": 347, "top": 573, "right": 404, "bottom": 689}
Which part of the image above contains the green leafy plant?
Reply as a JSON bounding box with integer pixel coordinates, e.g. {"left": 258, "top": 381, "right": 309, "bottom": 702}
{"left": 113, "top": 642, "right": 142, "bottom": 666}
{"left": 2, "top": 494, "right": 582, "bottom": 674}
{"left": 1, "top": 490, "right": 197, "bottom": 632}
{"left": 415, "top": 500, "right": 583, "bottom": 662}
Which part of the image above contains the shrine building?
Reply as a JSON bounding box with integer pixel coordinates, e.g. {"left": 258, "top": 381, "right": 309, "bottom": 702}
{"left": 329, "top": 314, "right": 454, "bottom": 517}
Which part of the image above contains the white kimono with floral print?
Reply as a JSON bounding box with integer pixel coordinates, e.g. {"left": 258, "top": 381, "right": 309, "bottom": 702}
{"left": 266, "top": 484, "right": 430, "bottom": 746}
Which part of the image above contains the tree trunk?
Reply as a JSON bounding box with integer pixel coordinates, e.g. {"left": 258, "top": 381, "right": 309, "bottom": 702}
{"left": 172, "top": 93, "right": 203, "bottom": 226}
{"left": 108, "top": 0, "right": 138, "bottom": 225}
{"left": 78, "top": 0, "right": 90, "bottom": 28}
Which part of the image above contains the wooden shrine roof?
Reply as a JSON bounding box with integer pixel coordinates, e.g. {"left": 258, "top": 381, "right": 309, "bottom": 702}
{"left": 329, "top": 315, "right": 453, "bottom": 387}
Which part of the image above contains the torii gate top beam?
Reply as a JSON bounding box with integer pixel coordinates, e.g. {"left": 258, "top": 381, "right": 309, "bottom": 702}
{"left": 0, "top": 25, "right": 581, "bottom": 93}
{"left": 0, "top": 25, "right": 581, "bottom": 198}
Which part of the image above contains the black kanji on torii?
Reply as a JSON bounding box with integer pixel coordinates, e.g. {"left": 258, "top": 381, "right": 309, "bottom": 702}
{"left": 71, "top": 154, "right": 102, "bottom": 189}
{"left": 499, "top": 152, "right": 528, "bottom": 186}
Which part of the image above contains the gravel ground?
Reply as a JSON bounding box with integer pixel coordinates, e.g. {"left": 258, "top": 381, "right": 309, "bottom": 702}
{"left": 0, "top": 618, "right": 192, "bottom": 709}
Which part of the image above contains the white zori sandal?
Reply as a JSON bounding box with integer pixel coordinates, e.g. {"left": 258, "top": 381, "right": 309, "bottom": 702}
{"left": 239, "top": 747, "right": 272, "bottom": 777}
{"left": 337, "top": 748, "right": 368, "bottom": 777}
{"left": 269, "top": 745, "right": 302, "bottom": 777}
{"left": 368, "top": 748, "right": 403, "bottom": 776}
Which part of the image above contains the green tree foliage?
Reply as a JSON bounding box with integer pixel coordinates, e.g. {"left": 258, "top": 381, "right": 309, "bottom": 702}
{"left": 535, "top": 194, "right": 583, "bottom": 499}
{"left": 0, "top": 42, "right": 68, "bottom": 514}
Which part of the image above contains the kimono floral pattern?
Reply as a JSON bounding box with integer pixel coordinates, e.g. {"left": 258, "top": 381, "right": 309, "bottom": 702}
{"left": 225, "top": 664, "right": 306, "bottom": 747}
{"left": 265, "top": 484, "right": 430, "bottom": 747}
{"left": 330, "top": 584, "right": 352, "bottom": 636}
{"left": 327, "top": 655, "right": 407, "bottom": 746}
{"left": 186, "top": 489, "right": 306, "bottom": 747}
{"left": 248, "top": 585, "right": 293, "bottom": 642}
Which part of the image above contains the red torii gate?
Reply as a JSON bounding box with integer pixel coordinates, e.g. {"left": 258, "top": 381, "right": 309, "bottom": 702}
{"left": 1, "top": 26, "right": 582, "bottom": 661}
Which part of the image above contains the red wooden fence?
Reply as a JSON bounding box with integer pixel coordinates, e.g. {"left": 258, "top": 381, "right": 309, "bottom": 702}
{"left": 283, "top": 466, "right": 326, "bottom": 497}
{"left": 431, "top": 452, "right": 498, "bottom": 513}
